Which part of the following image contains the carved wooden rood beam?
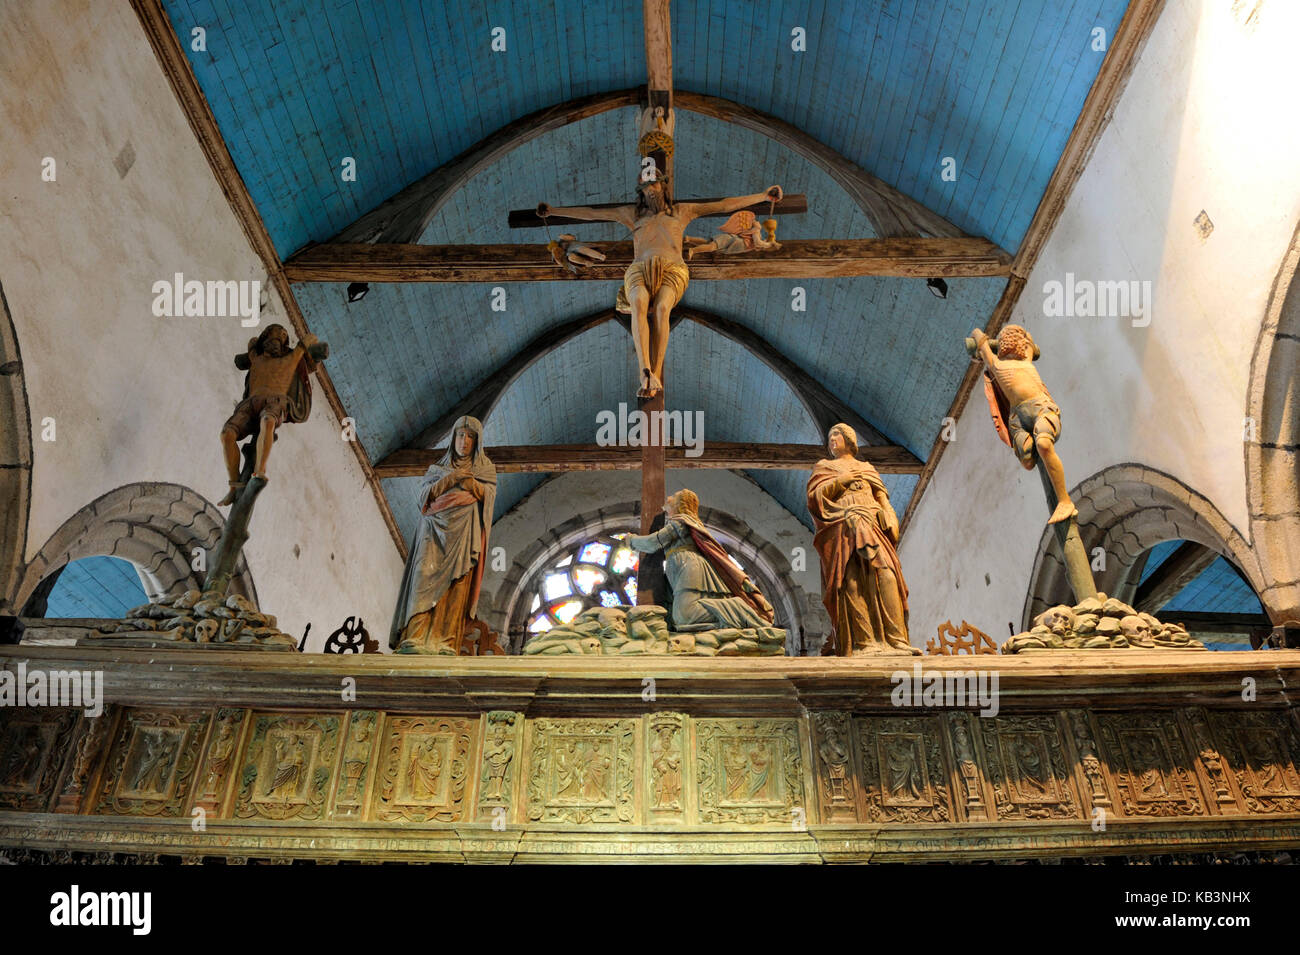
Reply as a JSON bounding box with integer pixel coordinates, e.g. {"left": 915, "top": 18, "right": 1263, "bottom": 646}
{"left": 374, "top": 442, "right": 922, "bottom": 479}
{"left": 284, "top": 238, "right": 1012, "bottom": 282}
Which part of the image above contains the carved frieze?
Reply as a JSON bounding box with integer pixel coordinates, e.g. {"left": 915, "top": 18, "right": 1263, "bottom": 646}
{"left": 1208, "top": 710, "right": 1300, "bottom": 815}
{"left": 1096, "top": 712, "right": 1204, "bottom": 817}
{"left": 695, "top": 719, "right": 804, "bottom": 826}
{"left": 373, "top": 716, "right": 474, "bottom": 823}
{"left": 980, "top": 715, "right": 1080, "bottom": 820}
{"left": 525, "top": 718, "right": 636, "bottom": 825}
{"left": 333, "top": 710, "right": 379, "bottom": 819}
{"left": 94, "top": 708, "right": 208, "bottom": 817}
{"left": 0, "top": 708, "right": 78, "bottom": 811}
{"left": 857, "top": 715, "right": 953, "bottom": 824}
{"left": 234, "top": 713, "right": 341, "bottom": 822}
{"left": 1181, "top": 707, "right": 1240, "bottom": 812}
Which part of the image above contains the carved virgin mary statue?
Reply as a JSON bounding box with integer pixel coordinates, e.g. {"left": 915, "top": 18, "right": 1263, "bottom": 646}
{"left": 390, "top": 416, "right": 496, "bottom": 654}
{"left": 807, "top": 424, "right": 919, "bottom": 656}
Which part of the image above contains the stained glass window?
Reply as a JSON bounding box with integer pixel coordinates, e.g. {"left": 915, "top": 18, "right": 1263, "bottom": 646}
{"left": 521, "top": 530, "right": 640, "bottom": 640}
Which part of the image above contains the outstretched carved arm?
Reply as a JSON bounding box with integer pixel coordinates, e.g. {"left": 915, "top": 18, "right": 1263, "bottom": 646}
{"left": 536, "top": 202, "right": 636, "bottom": 229}
{"left": 681, "top": 186, "right": 783, "bottom": 220}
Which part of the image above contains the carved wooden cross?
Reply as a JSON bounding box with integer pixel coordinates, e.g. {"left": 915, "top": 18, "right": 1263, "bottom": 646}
{"left": 506, "top": 3, "right": 807, "bottom": 609}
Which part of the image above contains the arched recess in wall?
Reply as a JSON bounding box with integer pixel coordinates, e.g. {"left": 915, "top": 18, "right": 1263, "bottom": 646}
{"left": 14, "top": 482, "right": 256, "bottom": 616}
{"left": 483, "top": 501, "right": 813, "bottom": 656}
{"left": 1022, "top": 464, "right": 1265, "bottom": 631}
{"left": 1245, "top": 217, "right": 1300, "bottom": 627}
{"left": 0, "top": 282, "right": 33, "bottom": 613}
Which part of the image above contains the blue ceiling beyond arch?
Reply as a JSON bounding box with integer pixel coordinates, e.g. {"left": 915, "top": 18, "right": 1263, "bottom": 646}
{"left": 42, "top": 557, "right": 149, "bottom": 619}
{"left": 160, "top": 0, "right": 1130, "bottom": 532}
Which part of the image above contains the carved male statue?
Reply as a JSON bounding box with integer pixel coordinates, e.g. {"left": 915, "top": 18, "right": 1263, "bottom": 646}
{"left": 537, "top": 179, "right": 782, "bottom": 398}
{"left": 968, "top": 324, "right": 1076, "bottom": 524}
{"left": 219, "top": 323, "right": 328, "bottom": 505}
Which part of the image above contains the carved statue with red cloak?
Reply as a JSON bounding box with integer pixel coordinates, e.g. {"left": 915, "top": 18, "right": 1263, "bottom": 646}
{"left": 807, "top": 424, "right": 919, "bottom": 656}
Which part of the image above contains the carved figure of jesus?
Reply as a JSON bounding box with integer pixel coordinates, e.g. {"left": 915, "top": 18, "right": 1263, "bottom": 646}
{"left": 537, "top": 179, "right": 782, "bottom": 397}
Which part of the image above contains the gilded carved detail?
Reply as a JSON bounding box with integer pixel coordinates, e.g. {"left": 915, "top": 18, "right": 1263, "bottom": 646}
{"left": 235, "top": 713, "right": 341, "bottom": 822}
{"left": 374, "top": 716, "right": 474, "bottom": 823}
{"left": 526, "top": 719, "right": 636, "bottom": 825}
{"left": 0, "top": 708, "right": 78, "bottom": 812}
{"left": 95, "top": 709, "right": 207, "bottom": 817}
{"left": 980, "top": 715, "right": 1079, "bottom": 820}
{"left": 812, "top": 711, "right": 857, "bottom": 822}
{"left": 1096, "top": 713, "right": 1204, "bottom": 818}
{"left": 646, "top": 713, "right": 685, "bottom": 819}
{"left": 695, "top": 719, "right": 804, "bottom": 825}
{"left": 1208, "top": 711, "right": 1300, "bottom": 814}
{"left": 857, "top": 715, "right": 952, "bottom": 824}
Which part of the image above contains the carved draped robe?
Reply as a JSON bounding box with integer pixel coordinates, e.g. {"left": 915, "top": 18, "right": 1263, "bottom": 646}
{"left": 389, "top": 418, "right": 496, "bottom": 653}
{"left": 807, "top": 456, "right": 913, "bottom": 655}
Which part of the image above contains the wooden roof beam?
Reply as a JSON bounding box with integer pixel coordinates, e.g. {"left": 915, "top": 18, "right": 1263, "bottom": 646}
{"left": 375, "top": 442, "right": 921, "bottom": 479}
{"left": 284, "top": 237, "right": 1011, "bottom": 283}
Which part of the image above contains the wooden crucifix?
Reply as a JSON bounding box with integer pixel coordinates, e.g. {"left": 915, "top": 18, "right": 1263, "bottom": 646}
{"left": 513, "top": 0, "right": 804, "bottom": 603}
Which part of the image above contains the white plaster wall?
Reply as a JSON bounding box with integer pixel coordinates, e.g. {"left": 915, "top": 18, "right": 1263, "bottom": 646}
{"left": 901, "top": 0, "right": 1300, "bottom": 643}
{"left": 0, "top": 1, "right": 404, "bottom": 647}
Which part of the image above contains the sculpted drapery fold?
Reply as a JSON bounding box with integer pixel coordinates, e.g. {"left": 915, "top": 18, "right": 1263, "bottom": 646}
{"left": 390, "top": 416, "right": 496, "bottom": 653}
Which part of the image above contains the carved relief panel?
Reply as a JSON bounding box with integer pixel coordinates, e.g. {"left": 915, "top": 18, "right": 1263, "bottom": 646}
{"left": 645, "top": 713, "right": 686, "bottom": 823}
{"left": 234, "top": 713, "right": 341, "bottom": 822}
{"left": 1095, "top": 712, "right": 1204, "bottom": 817}
{"left": 477, "top": 711, "right": 521, "bottom": 822}
{"left": 373, "top": 716, "right": 475, "bottom": 823}
{"left": 811, "top": 712, "right": 857, "bottom": 822}
{"left": 1208, "top": 710, "right": 1300, "bottom": 814}
{"left": 0, "top": 708, "right": 78, "bottom": 812}
{"left": 695, "top": 719, "right": 804, "bottom": 826}
{"left": 525, "top": 718, "right": 636, "bottom": 825}
{"left": 332, "top": 710, "right": 379, "bottom": 819}
{"left": 55, "top": 706, "right": 118, "bottom": 814}
{"left": 856, "top": 715, "right": 953, "bottom": 824}
{"left": 192, "top": 708, "right": 247, "bottom": 816}
{"left": 94, "top": 708, "right": 208, "bottom": 817}
{"left": 979, "top": 715, "right": 1080, "bottom": 820}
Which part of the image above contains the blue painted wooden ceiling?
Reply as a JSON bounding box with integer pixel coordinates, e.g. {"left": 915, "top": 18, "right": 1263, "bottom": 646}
{"left": 160, "top": 0, "right": 1129, "bottom": 529}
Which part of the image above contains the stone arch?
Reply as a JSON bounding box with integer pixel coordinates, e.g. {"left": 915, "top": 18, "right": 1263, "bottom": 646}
{"left": 15, "top": 482, "right": 256, "bottom": 614}
{"left": 1245, "top": 217, "right": 1300, "bottom": 626}
{"left": 484, "top": 501, "right": 816, "bottom": 655}
{"left": 1022, "top": 464, "right": 1263, "bottom": 630}
{"left": 0, "top": 282, "right": 33, "bottom": 613}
